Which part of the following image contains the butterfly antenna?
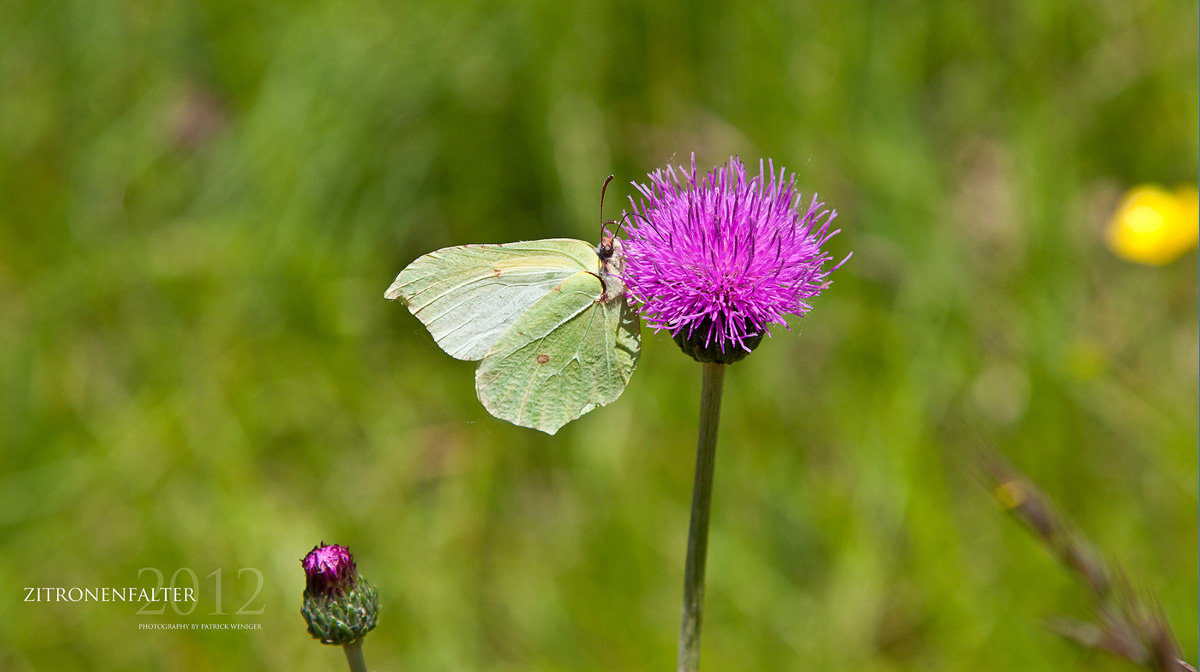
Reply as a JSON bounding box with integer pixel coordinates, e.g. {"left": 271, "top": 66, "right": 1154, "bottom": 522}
{"left": 600, "top": 174, "right": 615, "bottom": 237}
{"left": 602, "top": 211, "right": 648, "bottom": 239}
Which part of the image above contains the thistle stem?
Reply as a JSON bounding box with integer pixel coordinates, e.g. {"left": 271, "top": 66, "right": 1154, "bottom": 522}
{"left": 343, "top": 641, "right": 368, "bottom": 672}
{"left": 677, "top": 362, "right": 726, "bottom": 672}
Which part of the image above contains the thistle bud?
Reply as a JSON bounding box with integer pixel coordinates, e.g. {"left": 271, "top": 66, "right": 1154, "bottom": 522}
{"left": 300, "top": 543, "right": 379, "bottom": 646}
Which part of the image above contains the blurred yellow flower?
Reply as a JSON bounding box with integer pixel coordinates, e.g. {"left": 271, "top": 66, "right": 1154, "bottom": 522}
{"left": 1105, "top": 185, "right": 1199, "bottom": 265}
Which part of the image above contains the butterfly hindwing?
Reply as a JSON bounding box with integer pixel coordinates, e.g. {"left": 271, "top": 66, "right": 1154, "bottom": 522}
{"left": 475, "top": 271, "right": 641, "bottom": 434}
{"left": 386, "top": 240, "right": 598, "bottom": 361}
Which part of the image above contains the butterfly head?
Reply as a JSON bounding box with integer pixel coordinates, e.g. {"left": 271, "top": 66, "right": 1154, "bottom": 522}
{"left": 597, "top": 233, "right": 624, "bottom": 271}
{"left": 596, "top": 233, "right": 616, "bottom": 261}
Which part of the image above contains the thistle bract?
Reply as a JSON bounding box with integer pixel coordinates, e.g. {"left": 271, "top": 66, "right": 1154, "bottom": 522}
{"left": 624, "top": 155, "right": 845, "bottom": 362}
{"left": 301, "top": 543, "right": 379, "bottom": 645}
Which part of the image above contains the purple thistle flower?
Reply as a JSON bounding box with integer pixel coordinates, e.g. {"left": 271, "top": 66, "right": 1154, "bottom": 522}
{"left": 623, "top": 155, "right": 847, "bottom": 362}
{"left": 302, "top": 543, "right": 358, "bottom": 599}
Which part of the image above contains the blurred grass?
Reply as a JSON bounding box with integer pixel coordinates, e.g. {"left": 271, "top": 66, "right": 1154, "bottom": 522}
{"left": 0, "top": 0, "right": 1196, "bottom": 670}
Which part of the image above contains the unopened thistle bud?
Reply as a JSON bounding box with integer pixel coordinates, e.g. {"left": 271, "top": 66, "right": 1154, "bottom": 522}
{"left": 300, "top": 543, "right": 379, "bottom": 646}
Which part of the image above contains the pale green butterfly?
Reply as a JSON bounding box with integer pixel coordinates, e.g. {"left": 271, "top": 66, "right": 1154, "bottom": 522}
{"left": 385, "top": 177, "right": 641, "bottom": 434}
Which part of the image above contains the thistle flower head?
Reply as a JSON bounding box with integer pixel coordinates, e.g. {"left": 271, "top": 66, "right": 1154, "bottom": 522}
{"left": 302, "top": 543, "right": 357, "bottom": 599}
{"left": 301, "top": 543, "right": 379, "bottom": 646}
{"left": 623, "top": 155, "right": 846, "bottom": 363}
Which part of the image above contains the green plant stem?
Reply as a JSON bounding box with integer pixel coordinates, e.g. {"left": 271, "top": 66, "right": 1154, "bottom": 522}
{"left": 343, "top": 641, "right": 368, "bottom": 672}
{"left": 677, "top": 361, "right": 726, "bottom": 672}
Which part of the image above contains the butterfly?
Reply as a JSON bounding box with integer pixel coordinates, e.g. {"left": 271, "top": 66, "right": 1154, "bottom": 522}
{"left": 385, "top": 177, "right": 641, "bottom": 434}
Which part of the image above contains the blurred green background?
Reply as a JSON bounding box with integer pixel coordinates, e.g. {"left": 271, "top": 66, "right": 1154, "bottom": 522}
{"left": 1, "top": 0, "right": 1196, "bottom": 670}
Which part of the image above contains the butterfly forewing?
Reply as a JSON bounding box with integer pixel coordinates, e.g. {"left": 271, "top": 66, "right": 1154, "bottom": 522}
{"left": 386, "top": 240, "right": 598, "bottom": 361}
{"left": 475, "top": 271, "right": 641, "bottom": 434}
